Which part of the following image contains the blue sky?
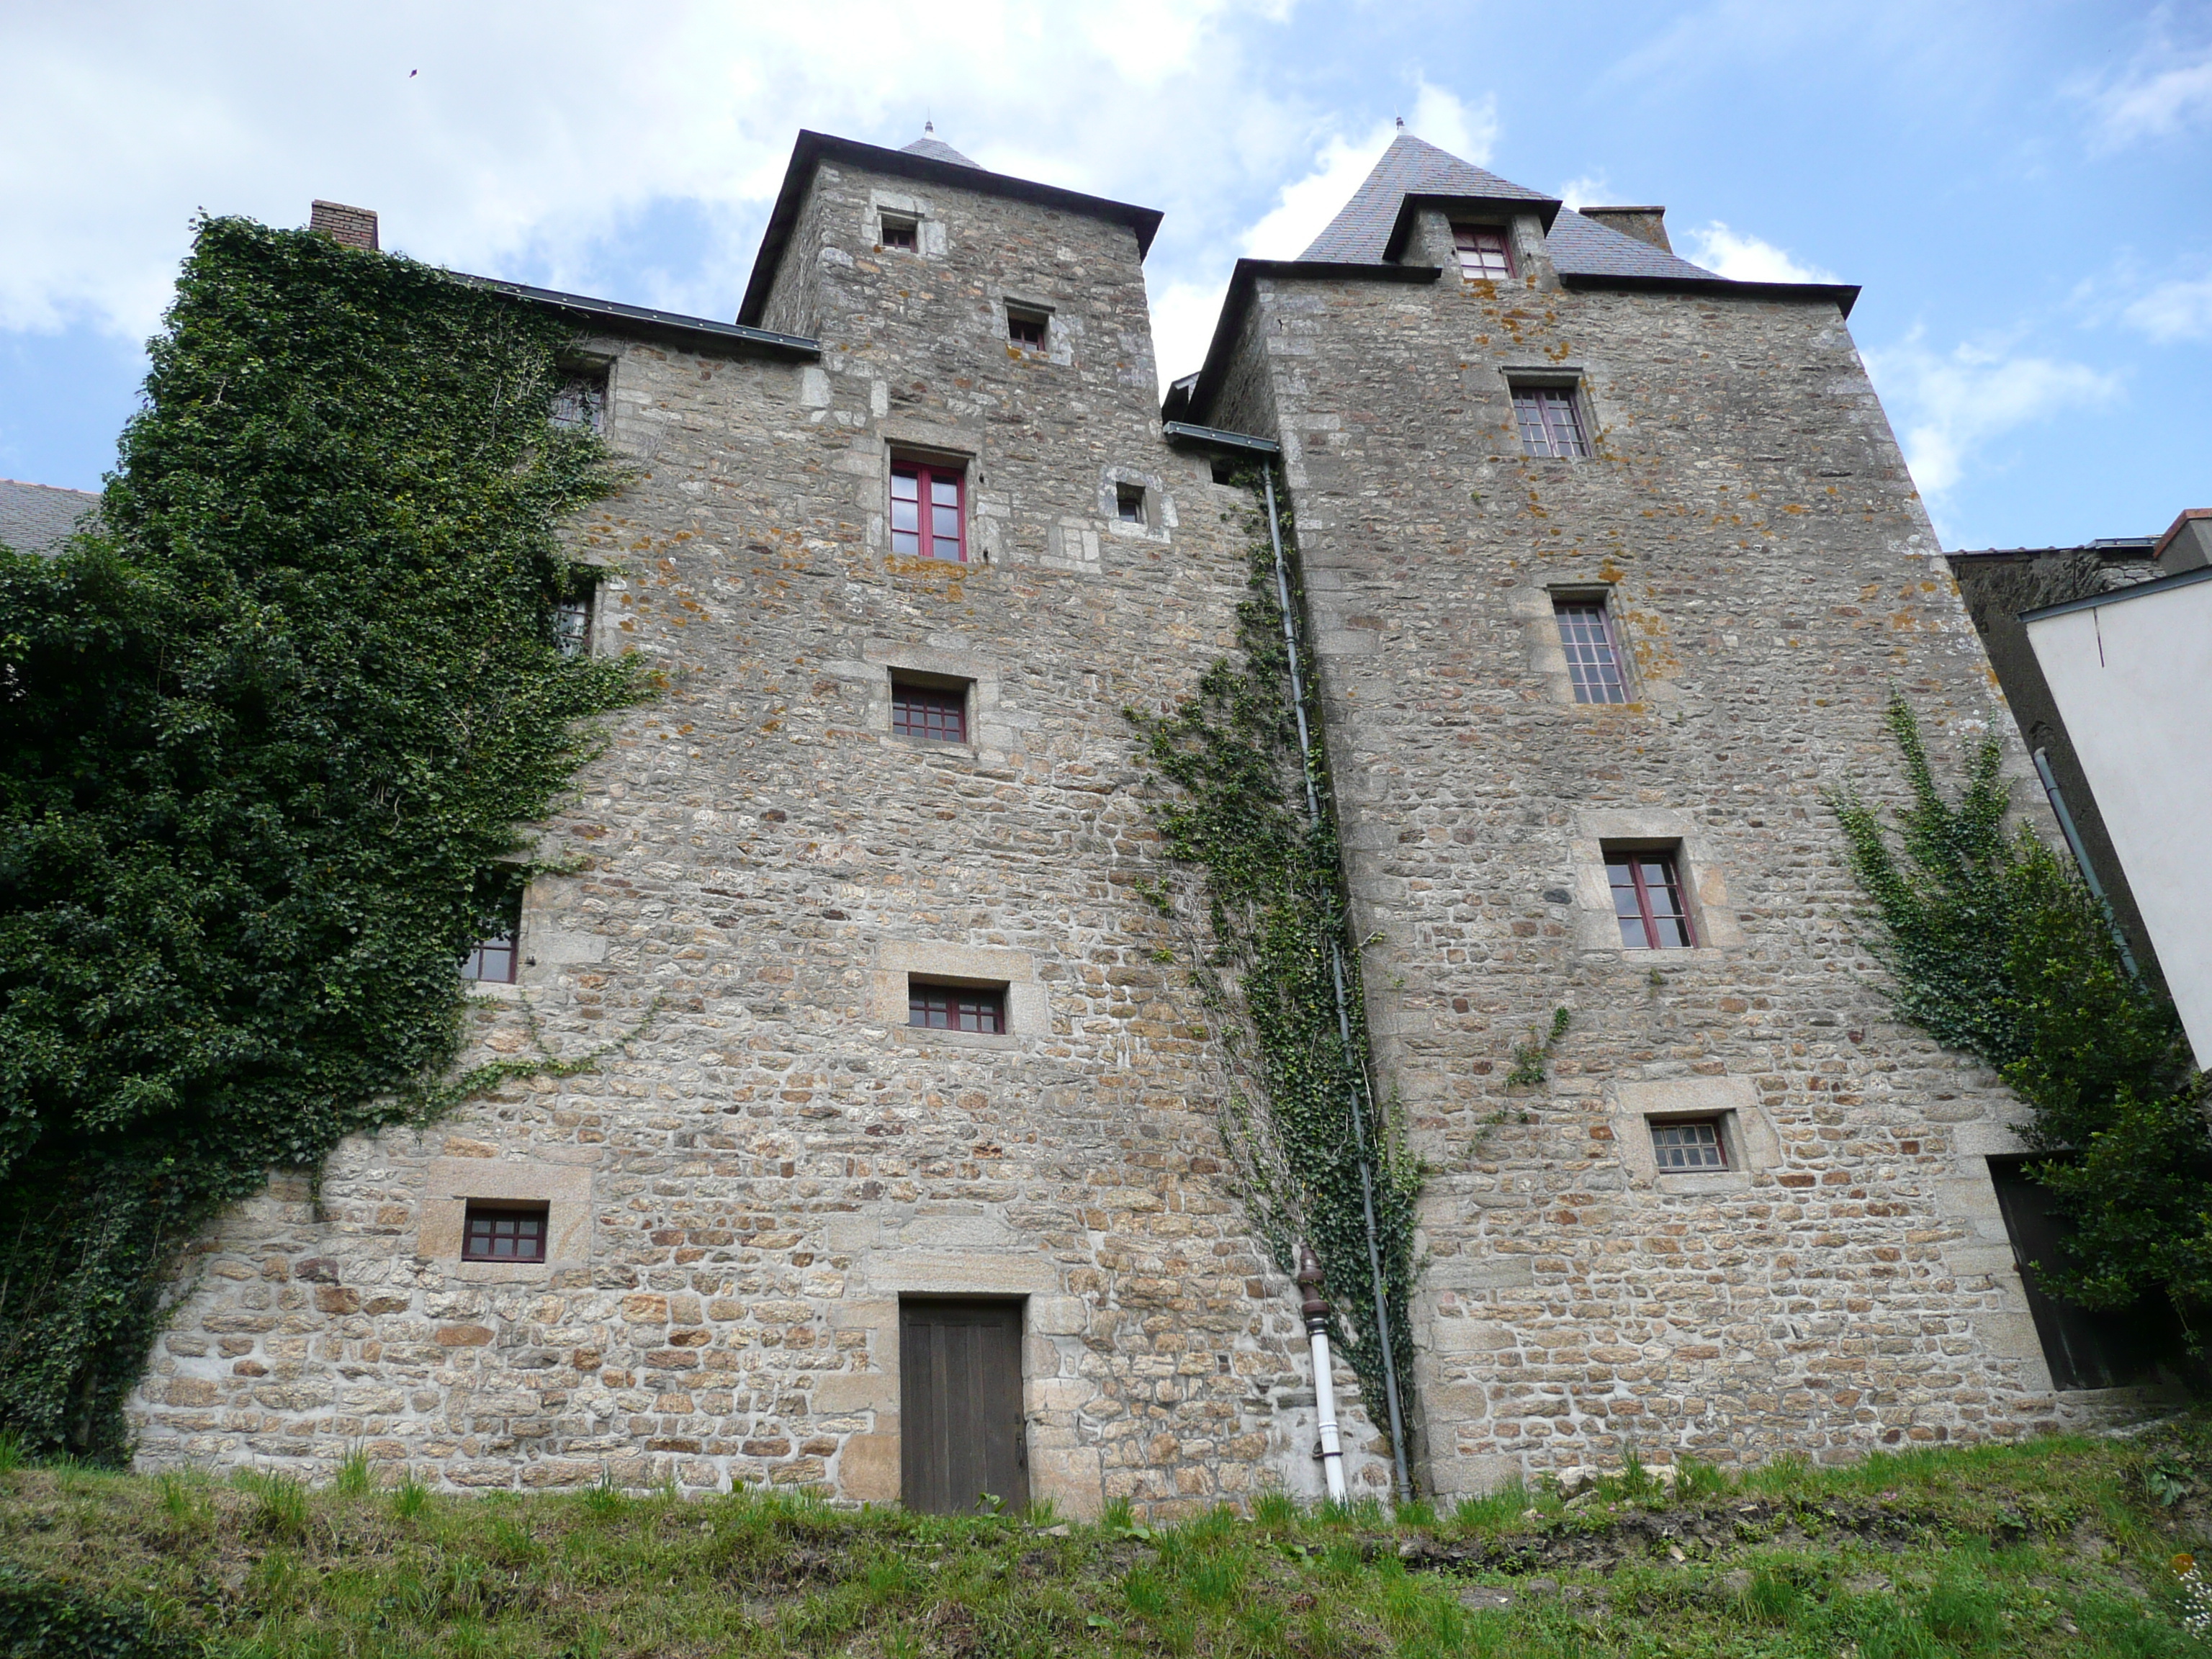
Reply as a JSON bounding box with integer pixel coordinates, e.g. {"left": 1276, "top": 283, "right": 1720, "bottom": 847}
{"left": 3, "top": 0, "right": 2206, "bottom": 549}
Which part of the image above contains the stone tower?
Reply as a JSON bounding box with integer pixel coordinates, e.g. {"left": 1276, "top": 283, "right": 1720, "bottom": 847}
{"left": 127, "top": 130, "right": 2126, "bottom": 1511}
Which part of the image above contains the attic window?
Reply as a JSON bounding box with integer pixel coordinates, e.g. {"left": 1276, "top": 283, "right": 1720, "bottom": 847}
{"left": 880, "top": 214, "right": 919, "bottom": 251}
{"left": 1007, "top": 307, "right": 1048, "bottom": 349}
{"left": 549, "top": 371, "right": 606, "bottom": 433}
{"left": 1454, "top": 224, "right": 1514, "bottom": 282}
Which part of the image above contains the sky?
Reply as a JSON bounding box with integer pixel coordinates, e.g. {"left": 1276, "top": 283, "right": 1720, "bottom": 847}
{"left": 1, "top": 0, "right": 2206, "bottom": 550}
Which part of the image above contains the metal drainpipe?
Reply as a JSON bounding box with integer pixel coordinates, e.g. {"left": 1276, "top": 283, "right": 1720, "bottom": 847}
{"left": 2031, "top": 746, "right": 2141, "bottom": 980}
{"left": 1262, "top": 467, "right": 1413, "bottom": 1503}
{"left": 1298, "top": 1246, "right": 1349, "bottom": 1502}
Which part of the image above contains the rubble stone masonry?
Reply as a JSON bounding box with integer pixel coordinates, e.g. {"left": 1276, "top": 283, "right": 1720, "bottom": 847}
{"left": 125, "top": 143, "right": 2146, "bottom": 1510}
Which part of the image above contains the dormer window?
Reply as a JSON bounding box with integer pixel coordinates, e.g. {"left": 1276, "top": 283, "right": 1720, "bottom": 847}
{"left": 1454, "top": 224, "right": 1514, "bottom": 282}
{"left": 880, "top": 214, "right": 919, "bottom": 251}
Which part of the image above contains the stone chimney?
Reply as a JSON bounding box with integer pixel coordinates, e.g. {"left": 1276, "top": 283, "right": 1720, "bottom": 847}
{"left": 309, "top": 200, "right": 379, "bottom": 251}
{"left": 1579, "top": 205, "right": 1671, "bottom": 253}
{"left": 2154, "top": 508, "right": 2212, "bottom": 575}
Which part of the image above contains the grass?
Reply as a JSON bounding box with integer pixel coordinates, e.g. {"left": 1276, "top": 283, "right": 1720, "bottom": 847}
{"left": 6, "top": 1419, "right": 2212, "bottom": 1656}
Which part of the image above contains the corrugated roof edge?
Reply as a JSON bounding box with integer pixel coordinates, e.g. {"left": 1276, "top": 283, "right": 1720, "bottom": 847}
{"left": 2019, "top": 561, "right": 2212, "bottom": 624}
{"left": 738, "top": 130, "right": 1165, "bottom": 327}
{"left": 1161, "top": 258, "right": 1443, "bottom": 426}
{"left": 450, "top": 273, "right": 819, "bottom": 356}
{"left": 1557, "top": 271, "right": 1861, "bottom": 318}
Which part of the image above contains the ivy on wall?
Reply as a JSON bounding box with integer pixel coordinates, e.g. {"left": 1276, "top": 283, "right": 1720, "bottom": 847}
{"left": 1125, "top": 473, "right": 1420, "bottom": 1470}
{"left": 1834, "top": 696, "right": 2208, "bottom": 1331}
{"left": 0, "top": 217, "right": 648, "bottom": 1458}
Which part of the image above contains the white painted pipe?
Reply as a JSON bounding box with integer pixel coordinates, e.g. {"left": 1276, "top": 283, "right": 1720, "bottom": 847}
{"left": 1298, "top": 1245, "right": 1348, "bottom": 1502}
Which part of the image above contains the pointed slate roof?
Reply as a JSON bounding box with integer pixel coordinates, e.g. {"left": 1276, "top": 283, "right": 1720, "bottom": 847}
{"left": 1299, "top": 132, "right": 1721, "bottom": 282}
{"left": 900, "top": 131, "right": 981, "bottom": 168}
{"left": 0, "top": 477, "right": 99, "bottom": 558}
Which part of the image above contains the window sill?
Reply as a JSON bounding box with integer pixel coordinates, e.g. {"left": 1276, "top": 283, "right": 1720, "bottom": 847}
{"left": 1586, "top": 944, "right": 1731, "bottom": 968}
{"left": 890, "top": 734, "right": 976, "bottom": 759}
{"left": 465, "top": 980, "right": 524, "bottom": 1002}
{"left": 1653, "top": 1171, "right": 1751, "bottom": 1197}
{"left": 898, "top": 1026, "right": 1018, "bottom": 1052}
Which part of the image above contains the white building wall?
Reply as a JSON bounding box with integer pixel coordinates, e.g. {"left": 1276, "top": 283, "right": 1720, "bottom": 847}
{"left": 2027, "top": 570, "right": 2212, "bottom": 1068}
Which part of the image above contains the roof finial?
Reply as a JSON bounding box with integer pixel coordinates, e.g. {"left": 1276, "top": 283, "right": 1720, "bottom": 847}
{"left": 1395, "top": 114, "right": 1404, "bottom": 129}
{"left": 925, "top": 118, "right": 935, "bottom": 134}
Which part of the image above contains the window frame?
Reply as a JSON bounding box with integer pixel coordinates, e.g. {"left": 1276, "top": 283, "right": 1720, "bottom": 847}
{"left": 878, "top": 213, "right": 919, "bottom": 251}
{"left": 889, "top": 457, "right": 968, "bottom": 562}
{"left": 1006, "top": 305, "right": 1049, "bottom": 349}
{"left": 461, "top": 1200, "right": 550, "bottom": 1264}
{"left": 1115, "top": 482, "right": 1147, "bottom": 526}
{"left": 461, "top": 878, "right": 523, "bottom": 984}
{"left": 1511, "top": 381, "right": 1590, "bottom": 460}
{"left": 554, "top": 590, "right": 593, "bottom": 660}
{"left": 1648, "top": 1118, "right": 1728, "bottom": 1173}
{"left": 1552, "top": 594, "right": 1629, "bottom": 703}
{"left": 549, "top": 368, "right": 608, "bottom": 434}
{"left": 907, "top": 978, "right": 1008, "bottom": 1035}
{"left": 1452, "top": 222, "right": 1516, "bottom": 282}
{"left": 890, "top": 675, "right": 971, "bottom": 744}
{"left": 1605, "top": 846, "right": 1697, "bottom": 950}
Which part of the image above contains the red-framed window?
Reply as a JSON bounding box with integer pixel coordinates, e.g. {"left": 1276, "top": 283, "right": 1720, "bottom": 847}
{"left": 1007, "top": 308, "right": 1047, "bottom": 348}
{"left": 1513, "top": 385, "right": 1588, "bottom": 459}
{"left": 1650, "top": 1119, "right": 1726, "bottom": 1171}
{"left": 1553, "top": 598, "right": 1627, "bottom": 703}
{"left": 909, "top": 980, "right": 1006, "bottom": 1033}
{"left": 1607, "top": 849, "right": 1696, "bottom": 949}
{"left": 462, "top": 1202, "right": 548, "bottom": 1262}
{"left": 891, "top": 460, "right": 966, "bottom": 561}
{"left": 880, "top": 215, "right": 918, "bottom": 251}
{"left": 1454, "top": 224, "right": 1514, "bottom": 281}
{"left": 893, "top": 680, "right": 968, "bottom": 742}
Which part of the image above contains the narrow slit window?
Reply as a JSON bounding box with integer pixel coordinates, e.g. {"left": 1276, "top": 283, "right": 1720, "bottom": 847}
{"left": 1650, "top": 1120, "right": 1727, "bottom": 1171}
{"left": 1513, "top": 385, "right": 1588, "bottom": 459}
{"left": 1554, "top": 598, "right": 1627, "bottom": 703}
{"left": 880, "top": 215, "right": 918, "bottom": 251}
{"left": 1007, "top": 307, "right": 1048, "bottom": 349}
{"left": 1115, "top": 483, "right": 1146, "bottom": 524}
{"left": 1606, "top": 849, "right": 1696, "bottom": 950}
{"left": 1454, "top": 224, "right": 1514, "bottom": 282}
{"left": 462, "top": 1202, "right": 549, "bottom": 1262}
{"left": 892, "top": 680, "right": 968, "bottom": 742}
{"left": 890, "top": 460, "right": 966, "bottom": 561}
{"left": 908, "top": 980, "right": 1007, "bottom": 1034}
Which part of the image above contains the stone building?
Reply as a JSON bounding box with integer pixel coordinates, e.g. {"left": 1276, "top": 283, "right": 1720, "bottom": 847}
{"left": 126, "top": 128, "right": 2134, "bottom": 1514}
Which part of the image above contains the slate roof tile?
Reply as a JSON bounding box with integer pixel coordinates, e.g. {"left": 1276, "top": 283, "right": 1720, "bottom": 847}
{"left": 0, "top": 477, "right": 99, "bottom": 558}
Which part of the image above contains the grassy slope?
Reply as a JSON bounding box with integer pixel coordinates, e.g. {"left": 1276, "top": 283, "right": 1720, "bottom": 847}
{"left": 6, "top": 1421, "right": 2212, "bottom": 1658}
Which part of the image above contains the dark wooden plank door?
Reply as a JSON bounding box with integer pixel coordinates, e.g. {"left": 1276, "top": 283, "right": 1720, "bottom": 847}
{"left": 1987, "top": 1156, "right": 2179, "bottom": 1390}
{"left": 900, "top": 1299, "right": 1028, "bottom": 1514}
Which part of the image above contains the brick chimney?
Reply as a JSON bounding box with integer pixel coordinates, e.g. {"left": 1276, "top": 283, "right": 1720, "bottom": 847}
{"left": 309, "top": 200, "right": 379, "bottom": 251}
{"left": 2154, "top": 508, "right": 2212, "bottom": 575}
{"left": 1579, "top": 205, "right": 1671, "bottom": 253}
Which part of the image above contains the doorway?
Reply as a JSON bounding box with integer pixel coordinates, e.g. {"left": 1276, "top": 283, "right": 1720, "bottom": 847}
{"left": 899, "top": 1298, "right": 1028, "bottom": 1514}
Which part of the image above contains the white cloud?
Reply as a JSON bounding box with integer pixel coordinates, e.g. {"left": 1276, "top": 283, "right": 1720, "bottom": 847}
{"left": 1679, "top": 222, "right": 1837, "bottom": 284}
{"left": 1862, "top": 331, "right": 2123, "bottom": 508}
{"left": 2123, "top": 276, "right": 2212, "bottom": 342}
{"left": 1240, "top": 81, "right": 1496, "bottom": 260}
{"left": 1148, "top": 275, "right": 1232, "bottom": 385}
{"left": 0, "top": 0, "right": 1300, "bottom": 343}
{"left": 2076, "top": 32, "right": 2212, "bottom": 148}
{"left": 1557, "top": 174, "right": 1611, "bottom": 210}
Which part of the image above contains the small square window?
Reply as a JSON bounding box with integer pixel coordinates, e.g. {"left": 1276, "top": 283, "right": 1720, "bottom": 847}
{"left": 908, "top": 979, "right": 1006, "bottom": 1034}
{"left": 1115, "top": 483, "right": 1146, "bottom": 524}
{"left": 1454, "top": 223, "right": 1515, "bottom": 282}
{"left": 1007, "top": 307, "right": 1048, "bottom": 349}
{"left": 1512, "top": 384, "right": 1588, "bottom": 459}
{"left": 462, "top": 1201, "right": 549, "bottom": 1262}
{"left": 549, "top": 371, "right": 607, "bottom": 433}
{"left": 890, "top": 459, "right": 966, "bottom": 561}
{"left": 1650, "top": 1119, "right": 1727, "bottom": 1171}
{"left": 1553, "top": 597, "right": 1626, "bottom": 703}
{"left": 554, "top": 593, "right": 592, "bottom": 660}
{"left": 880, "top": 215, "right": 918, "bottom": 251}
{"left": 1606, "top": 848, "right": 1696, "bottom": 950}
{"left": 892, "top": 678, "right": 968, "bottom": 742}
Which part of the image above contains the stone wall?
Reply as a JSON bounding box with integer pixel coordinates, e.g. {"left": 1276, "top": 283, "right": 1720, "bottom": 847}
{"left": 125, "top": 158, "right": 1392, "bottom": 1516}
{"left": 1207, "top": 204, "right": 2113, "bottom": 1497}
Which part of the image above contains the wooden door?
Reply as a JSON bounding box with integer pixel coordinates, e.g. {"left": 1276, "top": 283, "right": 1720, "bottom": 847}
{"left": 900, "top": 1299, "right": 1028, "bottom": 1514}
{"left": 1988, "top": 1156, "right": 2179, "bottom": 1390}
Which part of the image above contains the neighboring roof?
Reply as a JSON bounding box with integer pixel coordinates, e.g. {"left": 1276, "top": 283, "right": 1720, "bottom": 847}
{"left": 2021, "top": 561, "right": 2212, "bottom": 624}
{"left": 0, "top": 477, "right": 99, "bottom": 557}
{"left": 738, "top": 130, "right": 1164, "bottom": 326}
{"left": 2155, "top": 507, "right": 2211, "bottom": 560}
{"left": 1949, "top": 538, "right": 2157, "bottom": 559}
{"left": 449, "top": 272, "right": 818, "bottom": 358}
{"left": 900, "top": 130, "right": 980, "bottom": 168}
{"left": 1168, "top": 133, "right": 1861, "bottom": 424}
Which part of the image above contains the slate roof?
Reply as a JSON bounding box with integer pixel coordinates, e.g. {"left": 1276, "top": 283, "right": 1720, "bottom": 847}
{"left": 0, "top": 477, "right": 99, "bottom": 557}
{"left": 900, "top": 131, "right": 981, "bottom": 168}
{"left": 1299, "top": 132, "right": 1722, "bottom": 282}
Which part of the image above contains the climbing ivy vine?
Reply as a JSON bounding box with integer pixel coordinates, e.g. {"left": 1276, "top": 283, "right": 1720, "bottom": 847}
{"left": 1124, "top": 472, "right": 1420, "bottom": 1467}
{"left": 1833, "top": 696, "right": 2208, "bottom": 1334}
{"left": 0, "top": 217, "right": 649, "bottom": 1457}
